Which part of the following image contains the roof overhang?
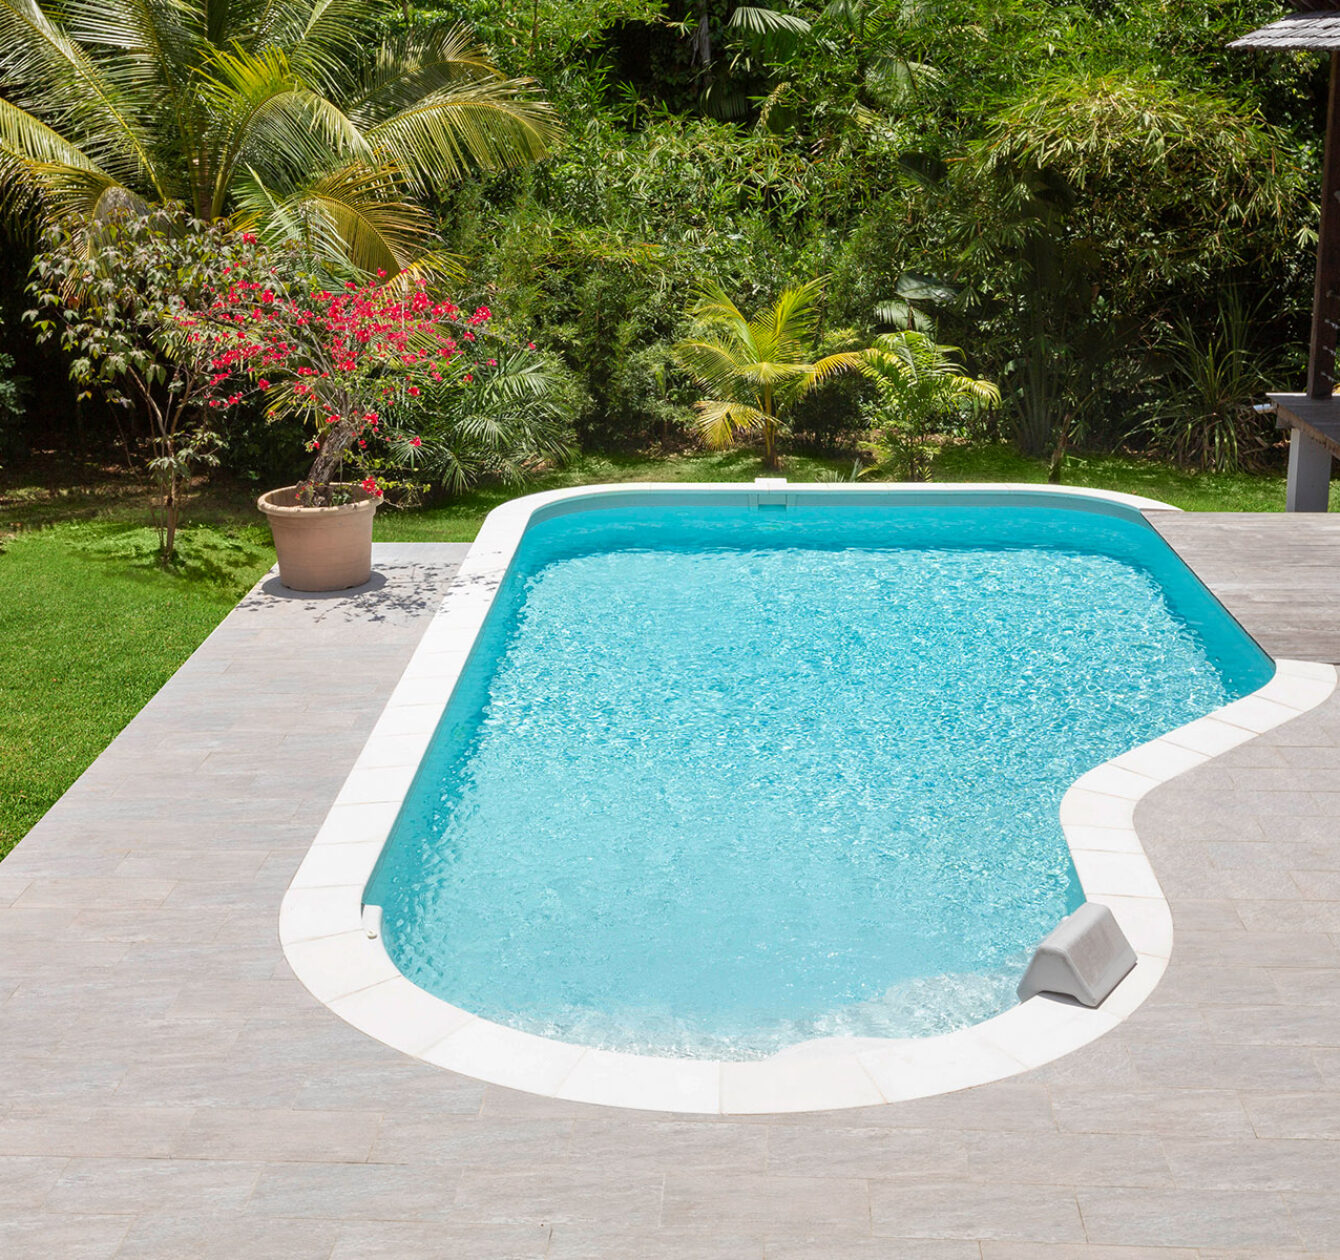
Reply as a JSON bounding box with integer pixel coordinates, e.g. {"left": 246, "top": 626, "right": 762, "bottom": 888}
{"left": 1232, "top": 13, "right": 1340, "bottom": 49}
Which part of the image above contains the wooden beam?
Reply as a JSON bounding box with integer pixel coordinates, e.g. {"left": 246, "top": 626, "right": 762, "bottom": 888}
{"left": 1271, "top": 392, "right": 1340, "bottom": 460}
{"left": 1309, "top": 51, "right": 1340, "bottom": 398}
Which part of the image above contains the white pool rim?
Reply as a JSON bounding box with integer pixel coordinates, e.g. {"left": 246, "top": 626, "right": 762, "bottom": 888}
{"left": 279, "top": 482, "right": 1338, "bottom": 1114}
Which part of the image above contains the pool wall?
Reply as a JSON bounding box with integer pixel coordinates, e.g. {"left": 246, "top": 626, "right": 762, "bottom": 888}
{"left": 279, "top": 483, "right": 1338, "bottom": 1113}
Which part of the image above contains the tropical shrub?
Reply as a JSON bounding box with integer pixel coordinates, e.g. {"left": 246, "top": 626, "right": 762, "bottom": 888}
{"left": 673, "top": 277, "right": 866, "bottom": 468}
{"left": 1141, "top": 294, "right": 1277, "bottom": 473}
{"left": 859, "top": 330, "right": 999, "bottom": 480}
{"left": 393, "top": 348, "right": 578, "bottom": 495}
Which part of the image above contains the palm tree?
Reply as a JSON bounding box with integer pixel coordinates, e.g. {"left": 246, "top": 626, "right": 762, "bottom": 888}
{"left": 860, "top": 330, "right": 999, "bottom": 480}
{"left": 673, "top": 277, "right": 864, "bottom": 469}
{"left": 0, "top": 0, "right": 559, "bottom": 273}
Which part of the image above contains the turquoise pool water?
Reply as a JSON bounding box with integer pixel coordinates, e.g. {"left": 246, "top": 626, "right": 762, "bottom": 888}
{"left": 366, "top": 497, "right": 1272, "bottom": 1059}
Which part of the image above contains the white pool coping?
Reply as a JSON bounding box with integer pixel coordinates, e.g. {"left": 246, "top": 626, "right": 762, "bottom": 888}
{"left": 279, "top": 482, "right": 1339, "bottom": 1114}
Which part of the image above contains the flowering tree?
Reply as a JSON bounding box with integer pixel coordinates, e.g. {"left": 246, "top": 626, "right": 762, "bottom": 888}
{"left": 182, "top": 255, "right": 496, "bottom": 505}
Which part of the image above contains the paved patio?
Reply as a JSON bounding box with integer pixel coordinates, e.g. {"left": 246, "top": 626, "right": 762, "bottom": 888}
{"left": 5, "top": 519, "right": 1340, "bottom": 1257}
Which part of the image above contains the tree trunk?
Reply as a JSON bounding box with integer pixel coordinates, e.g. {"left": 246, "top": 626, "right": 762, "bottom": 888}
{"left": 1048, "top": 412, "right": 1072, "bottom": 484}
{"left": 305, "top": 417, "right": 360, "bottom": 501}
{"left": 762, "top": 385, "right": 778, "bottom": 469}
{"left": 163, "top": 472, "right": 179, "bottom": 562}
{"left": 763, "top": 419, "right": 778, "bottom": 470}
{"left": 693, "top": 0, "right": 712, "bottom": 66}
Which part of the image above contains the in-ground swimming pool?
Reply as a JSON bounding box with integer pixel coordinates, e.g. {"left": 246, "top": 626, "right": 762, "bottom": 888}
{"left": 361, "top": 490, "right": 1273, "bottom": 1062}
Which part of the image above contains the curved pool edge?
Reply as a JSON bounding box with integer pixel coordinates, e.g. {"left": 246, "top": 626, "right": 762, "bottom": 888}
{"left": 278, "top": 483, "right": 1335, "bottom": 1114}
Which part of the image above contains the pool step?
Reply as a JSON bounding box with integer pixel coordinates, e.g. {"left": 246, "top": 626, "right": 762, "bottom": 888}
{"left": 1017, "top": 902, "right": 1137, "bottom": 1008}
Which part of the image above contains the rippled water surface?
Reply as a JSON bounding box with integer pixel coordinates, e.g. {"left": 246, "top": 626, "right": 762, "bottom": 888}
{"left": 367, "top": 501, "right": 1271, "bottom": 1058}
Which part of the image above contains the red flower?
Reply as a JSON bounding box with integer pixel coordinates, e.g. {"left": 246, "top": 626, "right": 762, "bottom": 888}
{"left": 257, "top": 379, "right": 271, "bottom": 390}
{"left": 407, "top": 386, "right": 420, "bottom": 396}
{"left": 409, "top": 436, "right": 421, "bottom": 447}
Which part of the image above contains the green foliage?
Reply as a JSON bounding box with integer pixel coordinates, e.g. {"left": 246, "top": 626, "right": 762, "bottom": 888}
{"left": 0, "top": 1, "right": 558, "bottom": 273}
{"left": 1, "top": 0, "right": 1329, "bottom": 472}
{"left": 859, "top": 330, "right": 999, "bottom": 479}
{"left": 26, "top": 210, "right": 249, "bottom": 558}
{"left": 392, "top": 346, "right": 578, "bottom": 495}
{"left": 0, "top": 518, "right": 274, "bottom": 858}
{"left": 0, "top": 315, "right": 26, "bottom": 461}
{"left": 1142, "top": 294, "right": 1277, "bottom": 473}
{"left": 673, "top": 277, "right": 866, "bottom": 467}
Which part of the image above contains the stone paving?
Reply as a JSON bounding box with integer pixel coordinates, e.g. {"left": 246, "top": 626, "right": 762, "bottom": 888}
{"left": 4, "top": 528, "right": 1340, "bottom": 1257}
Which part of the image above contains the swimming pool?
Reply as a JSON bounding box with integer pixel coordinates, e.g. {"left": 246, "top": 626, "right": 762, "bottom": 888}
{"left": 281, "top": 485, "right": 1336, "bottom": 1112}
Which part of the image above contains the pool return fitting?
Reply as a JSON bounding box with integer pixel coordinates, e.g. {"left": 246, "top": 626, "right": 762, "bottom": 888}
{"left": 1017, "top": 902, "right": 1137, "bottom": 1007}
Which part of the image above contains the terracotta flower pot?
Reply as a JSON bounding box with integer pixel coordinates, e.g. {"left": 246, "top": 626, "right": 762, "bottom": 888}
{"left": 258, "top": 484, "right": 378, "bottom": 592}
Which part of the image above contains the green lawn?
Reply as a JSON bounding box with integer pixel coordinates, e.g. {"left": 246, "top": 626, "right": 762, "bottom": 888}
{"left": 0, "top": 520, "right": 276, "bottom": 856}
{"left": 0, "top": 443, "right": 1330, "bottom": 857}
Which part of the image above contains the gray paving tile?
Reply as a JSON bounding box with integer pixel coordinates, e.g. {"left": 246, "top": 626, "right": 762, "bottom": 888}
{"left": 1284, "top": 1191, "right": 1340, "bottom": 1251}
{"left": 371, "top": 1115, "right": 571, "bottom": 1166}
{"left": 1076, "top": 1187, "right": 1300, "bottom": 1249}
{"left": 172, "top": 1107, "right": 381, "bottom": 1163}
{"left": 0, "top": 1108, "right": 192, "bottom": 1158}
{"left": 566, "top": 1118, "right": 767, "bottom": 1173}
{"left": 1198, "top": 1003, "right": 1340, "bottom": 1048}
{"left": 981, "top": 1248, "right": 1198, "bottom": 1260}
{"left": 1049, "top": 1088, "right": 1253, "bottom": 1140}
{"left": 113, "top": 1213, "right": 338, "bottom": 1260}
{"left": 662, "top": 1172, "right": 869, "bottom": 1235}
{"left": 769, "top": 1241, "right": 978, "bottom": 1260}
{"left": 1244, "top": 1090, "right": 1340, "bottom": 1138}
{"left": 246, "top": 1161, "right": 461, "bottom": 1221}
{"left": 293, "top": 1062, "right": 486, "bottom": 1114}
{"left": 10, "top": 878, "right": 177, "bottom": 909}
{"left": 110, "top": 1060, "right": 303, "bottom": 1109}
{"left": 870, "top": 1180, "right": 1084, "bottom": 1243}
{"left": 330, "top": 1221, "right": 549, "bottom": 1260}
{"left": 4, "top": 1055, "right": 131, "bottom": 1107}
{"left": 1127, "top": 1041, "right": 1326, "bottom": 1092}
{"left": 456, "top": 1167, "right": 665, "bottom": 1227}
{"left": 765, "top": 1124, "right": 964, "bottom": 1180}
{"left": 790, "top": 1083, "right": 1057, "bottom": 1133}
{"left": 478, "top": 1085, "right": 609, "bottom": 1121}
{"left": 43, "top": 1158, "right": 262, "bottom": 1214}
{"left": 0, "top": 1156, "right": 70, "bottom": 1208}
{"left": 1163, "top": 1135, "right": 1340, "bottom": 1191}
{"left": 548, "top": 1227, "right": 763, "bottom": 1259}
{"left": 1267, "top": 967, "right": 1340, "bottom": 1005}
{"left": 962, "top": 1131, "right": 1170, "bottom": 1188}
{"left": 0, "top": 1213, "right": 130, "bottom": 1260}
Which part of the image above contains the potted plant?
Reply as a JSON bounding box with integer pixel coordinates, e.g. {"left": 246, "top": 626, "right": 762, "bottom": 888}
{"left": 184, "top": 249, "right": 493, "bottom": 590}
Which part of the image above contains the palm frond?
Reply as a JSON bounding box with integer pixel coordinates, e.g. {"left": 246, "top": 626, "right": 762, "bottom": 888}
{"left": 693, "top": 397, "right": 765, "bottom": 449}
{"left": 0, "top": 0, "right": 166, "bottom": 196}
{"left": 252, "top": 162, "right": 434, "bottom": 274}
{"left": 286, "top": 0, "right": 379, "bottom": 94}
{"left": 728, "top": 6, "right": 811, "bottom": 39}
{"left": 800, "top": 350, "right": 864, "bottom": 391}
{"left": 345, "top": 24, "right": 503, "bottom": 122}
{"left": 761, "top": 277, "right": 824, "bottom": 363}
{"left": 0, "top": 97, "right": 138, "bottom": 225}
{"left": 365, "top": 76, "right": 558, "bottom": 193}
{"left": 673, "top": 336, "right": 750, "bottom": 397}
{"left": 197, "top": 43, "right": 367, "bottom": 215}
